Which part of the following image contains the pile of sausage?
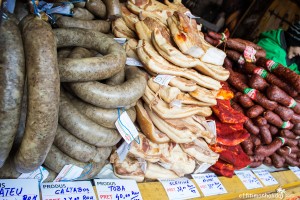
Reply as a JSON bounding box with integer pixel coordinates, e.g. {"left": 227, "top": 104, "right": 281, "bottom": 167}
{"left": 0, "top": 0, "right": 147, "bottom": 180}
{"left": 205, "top": 31, "right": 300, "bottom": 168}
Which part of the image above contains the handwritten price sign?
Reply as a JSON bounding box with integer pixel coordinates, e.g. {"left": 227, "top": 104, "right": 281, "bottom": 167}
{"left": 192, "top": 173, "right": 227, "bottom": 196}
{"left": 235, "top": 170, "right": 263, "bottom": 189}
{"left": 252, "top": 169, "right": 278, "bottom": 186}
{"left": 94, "top": 179, "right": 142, "bottom": 200}
{"left": 289, "top": 166, "right": 300, "bottom": 179}
{"left": 158, "top": 178, "right": 200, "bottom": 200}
{"left": 41, "top": 181, "right": 96, "bottom": 200}
{"left": 0, "top": 179, "right": 39, "bottom": 200}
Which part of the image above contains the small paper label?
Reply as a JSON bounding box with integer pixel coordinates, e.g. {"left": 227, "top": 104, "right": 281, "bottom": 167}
{"left": 159, "top": 178, "right": 200, "bottom": 200}
{"left": 244, "top": 88, "right": 257, "bottom": 100}
{"left": 266, "top": 60, "right": 279, "bottom": 72}
{"left": 153, "top": 75, "right": 176, "bottom": 86}
{"left": 94, "top": 179, "right": 143, "bottom": 200}
{"left": 41, "top": 181, "right": 96, "bottom": 200}
{"left": 192, "top": 173, "right": 227, "bottom": 196}
{"left": 244, "top": 46, "right": 257, "bottom": 63}
{"left": 126, "top": 57, "right": 143, "bottom": 67}
{"left": 235, "top": 170, "right": 263, "bottom": 189}
{"left": 252, "top": 169, "right": 278, "bottom": 186}
{"left": 289, "top": 166, "right": 300, "bottom": 179}
{"left": 46, "top": 4, "right": 72, "bottom": 15}
{"left": 54, "top": 164, "right": 84, "bottom": 182}
{"left": 115, "top": 111, "right": 139, "bottom": 144}
{"left": 170, "top": 100, "right": 182, "bottom": 108}
{"left": 193, "top": 162, "right": 213, "bottom": 174}
{"left": 18, "top": 166, "right": 49, "bottom": 184}
{"left": 137, "top": 158, "right": 147, "bottom": 173}
{"left": 206, "top": 120, "right": 216, "bottom": 136}
{"left": 116, "top": 141, "right": 131, "bottom": 162}
{"left": 0, "top": 179, "right": 40, "bottom": 200}
{"left": 253, "top": 68, "right": 268, "bottom": 78}
{"left": 184, "top": 11, "right": 200, "bottom": 19}
{"left": 114, "top": 38, "right": 127, "bottom": 45}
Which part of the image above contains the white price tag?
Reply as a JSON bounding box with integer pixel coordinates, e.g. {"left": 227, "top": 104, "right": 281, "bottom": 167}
{"left": 235, "top": 170, "right": 263, "bottom": 189}
{"left": 206, "top": 120, "right": 216, "bottom": 136}
{"left": 159, "top": 178, "right": 200, "bottom": 200}
{"left": 115, "top": 111, "right": 139, "bottom": 144}
{"left": 153, "top": 75, "right": 175, "bottom": 86}
{"left": 252, "top": 169, "right": 278, "bottom": 186}
{"left": 114, "top": 38, "right": 127, "bottom": 45}
{"left": 41, "top": 181, "right": 96, "bottom": 200}
{"left": 54, "top": 164, "right": 84, "bottom": 182}
{"left": 193, "top": 162, "right": 212, "bottom": 174}
{"left": 18, "top": 166, "right": 49, "bottom": 184}
{"left": 289, "top": 166, "right": 300, "bottom": 179}
{"left": 184, "top": 11, "right": 200, "bottom": 19}
{"left": 126, "top": 58, "right": 143, "bottom": 67}
{"left": 192, "top": 173, "right": 227, "bottom": 196}
{"left": 116, "top": 141, "right": 131, "bottom": 162}
{"left": 94, "top": 179, "right": 143, "bottom": 200}
{"left": 170, "top": 100, "right": 182, "bottom": 108}
{"left": 0, "top": 179, "right": 40, "bottom": 200}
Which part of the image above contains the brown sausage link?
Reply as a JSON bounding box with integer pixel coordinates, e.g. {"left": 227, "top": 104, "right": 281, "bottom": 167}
{"left": 267, "top": 85, "right": 300, "bottom": 114}
{"left": 248, "top": 74, "right": 269, "bottom": 91}
{"left": 244, "top": 119, "right": 260, "bottom": 135}
{"left": 259, "top": 125, "right": 272, "bottom": 144}
{"left": 254, "top": 137, "right": 285, "bottom": 157}
{"left": 270, "top": 153, "right": 285, "bottom": 168}
{"left": 273, "top": 105, "right": 294, "bottom": 121}
{"left": 226, "top": 39, "right": 266, "bottom": 58}
{"left": 255, "top": 117, "right": 268, "bottom": 126}
{"left": 72, "top": 8, "right": 95, "bottom": 20}
{"left": 282, "top": 137, "right": 298, "bottom": 147}
{"left": 54, "top": 28, "right": 126, "bottom": 82}
{"left": 103, "top": 0, "right": 122, "bottom": 20}
{"left": 238, "top": 94, "right": 255, "bottom": 108}
{"left": 263, "top": 157, "right": 272, "bottom": 166}
{"left": 257, "top": 57, "right": 300, "bottom": 92}
{"left": 279, "top": 130, "right": 297, "bottom": 139}
{"left": 246, "top": 105, "right": 264, "bottom": 118}
{"left": 248, "top": 161, "right": 263, "bottom": 168}
{"left": 85, "top": 0, "right": 106, "bottom": 18}
{"left": 264, "top": 111, "right": 294, "bottom": 130}
{"left": 251, "top": 135, "right": 262, "bottom": 146}
{"left": 241, "top": 137, "right": 254, "bottom": 155}
{"left": 226, "top": 50, "right": 245, "bottom": 64}
{"left": 0, "top": 14, "right": 25, "bottom": 167}
{"left": 291, "top": 113, "right": 300, "bottom": 124}
{"left": 284, "top": 155, "right": 300, "bottom": 166}
{"left": 243, "top": 63, "right": 298, "bottom": 97}
{"left": 14, "top": 15, "right": 59, "bottom": 173}
{"left": 269, "top": 125, "right": 278, "bottom": 135}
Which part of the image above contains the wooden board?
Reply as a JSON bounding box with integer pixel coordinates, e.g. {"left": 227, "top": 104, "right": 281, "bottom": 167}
{"left": 137, "top": 170, "right": 300, "bottom": 200}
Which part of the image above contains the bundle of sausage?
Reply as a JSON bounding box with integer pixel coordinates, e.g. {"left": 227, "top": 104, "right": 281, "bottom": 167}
{"left": 205, "top": 30, "right": 300, "bottom": 168}
{"left": 107, "top": 0, "right": 237, "bottom": 181}
{"left": 0, "top": 1, "right": 147, "bottom": 180}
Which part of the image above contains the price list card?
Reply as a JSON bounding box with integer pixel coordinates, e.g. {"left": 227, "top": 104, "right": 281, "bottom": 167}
{"left": 289, "top": 166, "right": 300, "bottom": 179}
{"left": 159, "top": 178, "right": 200, "bottom": 200}
{"left": 252, "top": 169, "right": 278, "bottom": 186}
{"left": 41, "top": 181, "right": 96, "bottom": 200}
{"left": 235, "top": 170, "right": 263, "bottom": 189}
{"left": 94, "top": 179, "right": 142, "bottom": 200}
{"left": 192, "top": 173, "right": 227, "bottom": 196}
{"left": 0, "top": 179, "right": 39, "bottom": 200}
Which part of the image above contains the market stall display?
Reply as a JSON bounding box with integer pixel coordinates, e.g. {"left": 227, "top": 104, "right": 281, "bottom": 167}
{"left": 0, "top": 0, "right": 146, "bottom": 180}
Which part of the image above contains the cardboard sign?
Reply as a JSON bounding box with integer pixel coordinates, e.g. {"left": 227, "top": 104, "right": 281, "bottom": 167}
{"left": 252, "top": 169, "right": 278, "bottom": 186}
{"left": 289, "top": 166, "right": 300, "bottom": 179}
{"left": 192, "top": 173, "right": 227, "bottom": 196}
{"left": 41, "top": 181, "right": 96, "bottom": 200}
{"left": 235, "top": 170, "right": 263, "bottom": 189}
{"left": 94, "top": 179, "right": 142, "bottom": 200}
{"left": 159, "top": 178, "right": 200, "bottom": 200}
{"left": 0, "top": 179, "right": 40, "bottom": 200}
